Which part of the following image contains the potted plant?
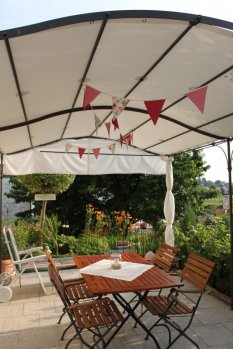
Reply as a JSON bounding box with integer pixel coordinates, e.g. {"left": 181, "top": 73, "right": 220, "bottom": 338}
{"left": 1, "top": 239, "right": 14, "bottom": 275}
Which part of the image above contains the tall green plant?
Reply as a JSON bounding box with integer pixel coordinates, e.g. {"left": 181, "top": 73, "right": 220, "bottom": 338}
{"left": 42, "top": 214, "right": 61, "bottom": 254}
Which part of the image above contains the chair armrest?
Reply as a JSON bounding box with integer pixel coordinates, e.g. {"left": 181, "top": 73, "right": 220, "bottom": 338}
{"left": 64, "top": 278, "right": 85, "bottom": 287}
{"left": 12, "top": 254, "right": 46, "bottom": 264}
{"left": 58, "top": 264, "right": 77, "bottom": 270}
{"left": 19, "top": 246, "right": 43, "bottom": 254}
{"left": 170, "top": 288, "right": 204, "bottom": 294}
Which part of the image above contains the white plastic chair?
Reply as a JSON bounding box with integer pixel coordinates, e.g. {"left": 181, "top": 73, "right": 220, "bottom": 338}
{"left": 2, "top": 226, "right": 47, "bottom": 293}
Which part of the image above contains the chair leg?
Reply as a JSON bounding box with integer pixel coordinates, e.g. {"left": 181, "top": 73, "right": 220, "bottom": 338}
{"left": 34, "top": 263, "right": 47, "bottom": 293}
{"left": 60, "top": 322, "right": 73, "bottom": 341}
{"left": 64, "top": 333, "right": 78, "bottom": 349}
{"left": 165, "top": 316, "right": 200, "bottom": 349}
{"left": 58, "top": 307, "right": 67, "bottom": 324}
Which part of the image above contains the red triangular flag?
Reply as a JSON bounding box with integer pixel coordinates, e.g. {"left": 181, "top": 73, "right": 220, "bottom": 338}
{"left": 92, "top": 148, "right": 100, "bottom": 159}
{"left": 186, "top": 86, "right": 208, "bottom": 113}
{"left": 83, "top": 85, "right": 101, "bottom": 110}
{"left": 105, "top": 122, "right": 111, "bottom": 138}
{"left": 112, "top": 117, "right": 119, "bottom": 130}
{"left": 144, "top": 99, "right": 165, "bottom": 125}
{"left": 78, "top": 147, "right": 86, "bottom": 159}
{"left": 124, "top": 133, "right": 133, "bottom": 146}
{"left": 120, "top": 134, "right": 125, "bottom": 147}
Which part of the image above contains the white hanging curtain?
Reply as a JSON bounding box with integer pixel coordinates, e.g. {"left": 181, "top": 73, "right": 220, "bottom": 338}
{"left": 162, "top": 157, "right": 175, "bottom": 246}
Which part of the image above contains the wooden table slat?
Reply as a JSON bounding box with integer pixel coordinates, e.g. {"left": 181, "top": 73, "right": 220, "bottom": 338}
{"left": 73, "top": 253, "right": 182, "bottom": 295}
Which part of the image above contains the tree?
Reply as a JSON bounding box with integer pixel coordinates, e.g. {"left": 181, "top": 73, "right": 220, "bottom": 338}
{"left": 14, "top": 174, "right": 75, "bottom": 243}
{"left": 6, "top": 150, "right": 218, "bottom": 234}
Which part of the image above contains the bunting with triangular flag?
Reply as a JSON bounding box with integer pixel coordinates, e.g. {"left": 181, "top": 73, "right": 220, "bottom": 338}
{"left": 105, "top": 122, "right": 111, "bottom": 138}
{"left": 120, "top": 134, "right": 125, "bottom": 147}
{"left": 83, "top": 85, "right": 101, "bottom": 110}
{"left": 94, "top": 113, "right": 101, "bottom": 135}
{"left": 78, "top": 147, "right": 86, "bottom": 159}
{"left": 108, "top": 143, "right": 116, "bottom": 154}
{"left": 65, "top": 143, "right": 73, "bottom": 152}
{"left": 144, "top": 99, "right": 165, "bottom": 125}
{"left": 112, "top": 97, "right": 129, "bottom": 118}
{"left": 112, "top": 117, "right": 119, "bottom": 130}
{"left": 124, "top": 133, "right": 133, "bottom": 146}
{"left": 186, "top": 86, "right": 208, "bottom": 113}
{"left": 92, "top": 148, "right": 101, "bottom": 159}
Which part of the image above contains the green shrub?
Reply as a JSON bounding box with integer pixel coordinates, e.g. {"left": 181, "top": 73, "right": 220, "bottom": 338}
{"left": 58, "top": 233, "right": 109, "bottom": 255}
{"left": 174, "top": 216, "right": 230, "bottom": 295}
{"left": 13, "top": 220, "right": 41, "bottom": 250}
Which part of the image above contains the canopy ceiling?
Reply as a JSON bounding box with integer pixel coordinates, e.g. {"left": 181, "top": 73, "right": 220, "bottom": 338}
{"left": 0, "top": 10, "right": 232, "bottom": 175}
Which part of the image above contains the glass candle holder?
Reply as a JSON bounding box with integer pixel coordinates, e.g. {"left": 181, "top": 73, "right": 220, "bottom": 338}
{"left": 111, "top": 253, "right": 121, "bottom": 269}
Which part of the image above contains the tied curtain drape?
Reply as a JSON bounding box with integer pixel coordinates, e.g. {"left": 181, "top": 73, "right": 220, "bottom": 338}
{"left": 162, "top": 157, "right": 175, "bottom": 246}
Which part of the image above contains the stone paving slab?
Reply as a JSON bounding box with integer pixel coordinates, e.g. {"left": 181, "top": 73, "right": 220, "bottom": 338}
{"left": 0, "top": 270, "right": 233, "bottom": 349}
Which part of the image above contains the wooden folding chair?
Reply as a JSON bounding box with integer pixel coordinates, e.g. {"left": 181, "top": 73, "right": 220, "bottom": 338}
{"left": 68, "top": 298, "right": 124, "bottom": 349}
{"left": 3, "top": 226, "right": 47, "bottom": 293}
{"left": 129, "top": 243, "right": 179, "bottom": 308}
{"left": 46, "top": 250, "right": 94, "bottom": 326}
{"left": 144, "top": 242, "right": 179, "bottom": 272}
{"left": 48, "top": 264, "right": 123, "bottom": 348}
{"left": 45, "top": 249, "right": 84, "bottom": 286}
{"left": 142, "top": 253, "right": 215, "bottom": 349}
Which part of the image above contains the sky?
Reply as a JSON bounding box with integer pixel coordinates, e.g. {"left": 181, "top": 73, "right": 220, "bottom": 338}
{"left": 0, "top": 0, "right": 232, "bottom": 182}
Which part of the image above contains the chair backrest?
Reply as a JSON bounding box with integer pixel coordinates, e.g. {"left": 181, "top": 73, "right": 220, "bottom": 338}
{"left": 45, "top": 249, "right": 57, "bottom": 270}
{"left": 153, "top": 243, "right": 178, "bottom": 271}
{"left": 48, "top": 263, "right": 70, "bottom": 307}
{"left": 182, "top": 253, "right": 215, "bottom": 291}
{"left": 3, "top": 227, "right": 21, "bottom": 272}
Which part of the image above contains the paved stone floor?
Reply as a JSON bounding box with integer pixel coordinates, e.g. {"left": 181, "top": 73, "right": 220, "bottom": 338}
{"left": 0, "top": 268, "right": 233, "bottom": 349}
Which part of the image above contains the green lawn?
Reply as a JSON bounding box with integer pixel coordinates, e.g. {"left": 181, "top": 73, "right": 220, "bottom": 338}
{"left": 204, "top": 197, "right": 222, "bottom": 208}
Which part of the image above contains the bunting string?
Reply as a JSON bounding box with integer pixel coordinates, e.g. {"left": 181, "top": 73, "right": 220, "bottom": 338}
{"left": 66, "top": 82, "right": 211, "bottom": 160}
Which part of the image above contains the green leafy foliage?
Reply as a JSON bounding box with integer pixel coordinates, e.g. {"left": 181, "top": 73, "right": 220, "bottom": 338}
{"left": 174, "top": 215, "right": 230, "bottom": 295}
{"left": 58, "top": 234, "right": 109, "bottom": 255}
{"left": 18, "top": 174, "right": 75, "bottom": 194}
{"left": 42, "top": 214, "right": 61, "bottom": 254}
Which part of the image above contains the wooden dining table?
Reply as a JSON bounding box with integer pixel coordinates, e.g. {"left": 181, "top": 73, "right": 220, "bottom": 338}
{"left": 73, "top": 252, "right": 183, "bottom": 349}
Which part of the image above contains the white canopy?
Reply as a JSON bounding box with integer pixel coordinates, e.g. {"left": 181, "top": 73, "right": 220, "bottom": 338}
{"left": 0, "top": 10, "right": 232, "bottom": 245}
{"left": 0, "top": 10, "right": 232, "bottom": 172}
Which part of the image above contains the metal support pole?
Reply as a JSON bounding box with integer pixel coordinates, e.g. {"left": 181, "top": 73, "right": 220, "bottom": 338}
{"left": 0, "top": 153, "right": 4, "bottom": 272}
{"left": 226, "top": 140, "right": 233, "bottom": 309}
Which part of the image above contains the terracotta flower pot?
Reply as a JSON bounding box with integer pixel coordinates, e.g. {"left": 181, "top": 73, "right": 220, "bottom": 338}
{"left": 1, "top": 258, "right": 16, "bottom": 276}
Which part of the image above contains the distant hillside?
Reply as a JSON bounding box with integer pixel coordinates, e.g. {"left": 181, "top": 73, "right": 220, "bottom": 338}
{"left": 200, "top": 177, "right": 229, "bottom": 195}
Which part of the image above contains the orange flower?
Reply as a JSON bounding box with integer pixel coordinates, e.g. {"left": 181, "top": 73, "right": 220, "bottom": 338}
{"left": 116, "top": 216, "right": 123, "bottom": 222}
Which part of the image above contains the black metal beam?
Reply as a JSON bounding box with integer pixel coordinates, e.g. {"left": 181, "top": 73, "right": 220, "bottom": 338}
{"left": 60, "top": 13, "right": 109, "bottom": 139}
{"left": 145, "top": 112, "right": 233, "bottom": 150}
{"left": 0, "top": 105, "right": 229, "bottom": 141}
{"left": 122, "top": 64, "right": 233, "bottom": 146}
{"left": 0, "top": 10, "right": 232, "bottom": 40}
{"left": 90, "top": 16, "right": 198, "bottom": 137}
{"left": 3, "top": 35, "right": 33, "bottom": 148}
{"left": 0, "top": 154, "right": 4, "bottom": 272}
{"left": 227, "top": 140, "right": 233, "bottom": 309}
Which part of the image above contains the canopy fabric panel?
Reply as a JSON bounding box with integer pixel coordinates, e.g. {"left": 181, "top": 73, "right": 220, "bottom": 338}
{"left": 3, "top": 139, "right": 166, "bottom": 176}
{"left": 0, "top": 10, "right": 232, "bottom": 175}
